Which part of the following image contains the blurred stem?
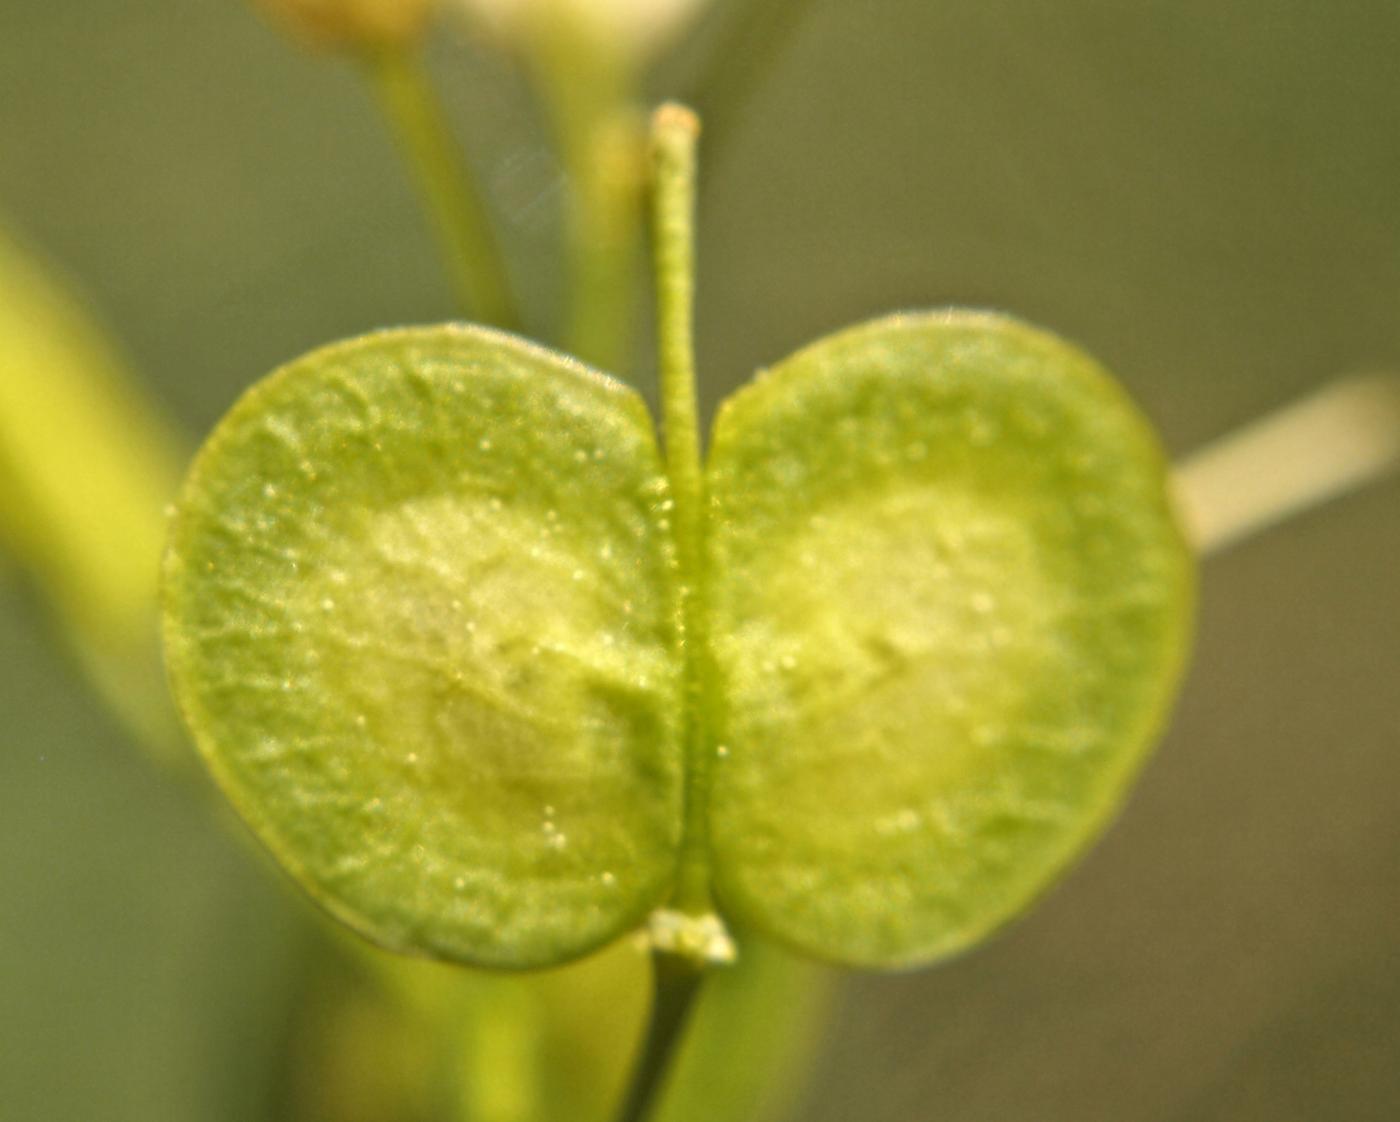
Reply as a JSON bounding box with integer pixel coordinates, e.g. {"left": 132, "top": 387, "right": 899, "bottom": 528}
{"left": 655, "top": 935, "right": 832, "bottom": 1122}
{"left": 0, "top": 227, "right": 185, "bottom": 763}
{"left": 562, "top": 108, "right": 646, "bottom": 372}
{"left": 683, "top": 0, "right": 821, "bottom": 167}
{"left": 455, "top": 981, "right": 541, "bottom": 1122}
{"left": 1173, "top": 374, "right": 1400, "bottom": 556}
{"left": 527, "top": 23, "right": 644, "bottom": 372}
{"left": 365, "top": 48, "right": 520, "bottom": 329}
{"left": 616, "top": 954, "right": 704, "bottom": 1122}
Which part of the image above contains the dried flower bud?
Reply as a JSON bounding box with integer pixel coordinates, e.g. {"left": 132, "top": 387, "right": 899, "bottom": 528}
{"left": 255, "top": 0, "right": 436, "bottom": 50}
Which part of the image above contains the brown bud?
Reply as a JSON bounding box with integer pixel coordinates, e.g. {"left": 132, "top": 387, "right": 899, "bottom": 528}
{"left": 255, "top": 0, "right": 435, "bottom": 51}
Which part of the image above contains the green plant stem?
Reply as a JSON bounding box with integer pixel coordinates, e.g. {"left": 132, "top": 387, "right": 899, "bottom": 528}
{"left": 364, "top": 48, "right": 520, "bottom": 330}
{"left": 526, "top": 24, "right": 643, "bottom": 372}
{"left": 649, "top": 104, "right": 713, "bottom": 917}
{"left": 615, "top": 953, "right": 704, "bottom": 1122}
{"left": 560, "top": 109, "right": 645, "bottom": 373}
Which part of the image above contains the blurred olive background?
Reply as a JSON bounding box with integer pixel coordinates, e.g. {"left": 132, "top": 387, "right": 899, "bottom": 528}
{"left": 3, "top": 1, "right": 1398, "bottom": 1119}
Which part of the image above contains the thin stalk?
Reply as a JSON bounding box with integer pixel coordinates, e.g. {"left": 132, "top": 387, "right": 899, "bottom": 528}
{"left": 527, "top": 22, "right": 644, "bottom": 372}
{"left": 1173, "top": 374, "right": 1400, "bottom": 557}
{"left": 649, "top": 103, "right": 713, "bottom": 917}
{"left": 559, "top": 108, "right": 645, "bottom": 371}
{"left": 364, "top": 48, "right": 520, "bottom": 329}
{"left": 615, "top": 954, "right": 704, "bottom": 1122}
{"left": 455, "top": 980, "right": 541, "bottom": 1122}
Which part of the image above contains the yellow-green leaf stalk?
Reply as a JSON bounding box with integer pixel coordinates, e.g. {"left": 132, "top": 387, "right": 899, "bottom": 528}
{"left": 0, "top": 227, "right": 185, "bottom": 758}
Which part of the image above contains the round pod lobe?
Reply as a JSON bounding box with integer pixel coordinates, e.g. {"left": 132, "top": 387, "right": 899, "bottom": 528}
{"left": 163, "top": 326, "right": 683, "bottom": 968}
{"left": 705, "top": 311, "right": 1195, "bottom": 969}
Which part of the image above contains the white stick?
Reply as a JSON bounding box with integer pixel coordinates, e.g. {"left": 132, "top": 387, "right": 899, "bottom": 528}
{"left": 1172, "top": 375, "right": 1400, "bottom": 557}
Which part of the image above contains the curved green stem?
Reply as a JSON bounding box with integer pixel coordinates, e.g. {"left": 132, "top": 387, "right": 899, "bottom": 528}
{"left": 650, "top": 104, "right": 714, "bottom": 918}
{"left": 615, "top": 954, "right": 704, "bottom": 1122}
{"left": 365, "top": 48, "right": 520, "bottom": 330}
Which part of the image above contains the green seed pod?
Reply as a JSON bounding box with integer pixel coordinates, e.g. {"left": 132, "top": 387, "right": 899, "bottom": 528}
{"left": 162, "top": 312, "right": 1193, "bottom": 972}
{"left": 163, "top": 326, "right": 684, "bottom": 968}
{"left": 705, "top": 312, "right": 1194, "bottom": 967}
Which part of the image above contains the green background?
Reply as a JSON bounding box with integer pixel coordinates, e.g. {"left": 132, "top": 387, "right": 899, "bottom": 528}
{"left": 2, "top": 0, "right": 1398, "bottom": 1118}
